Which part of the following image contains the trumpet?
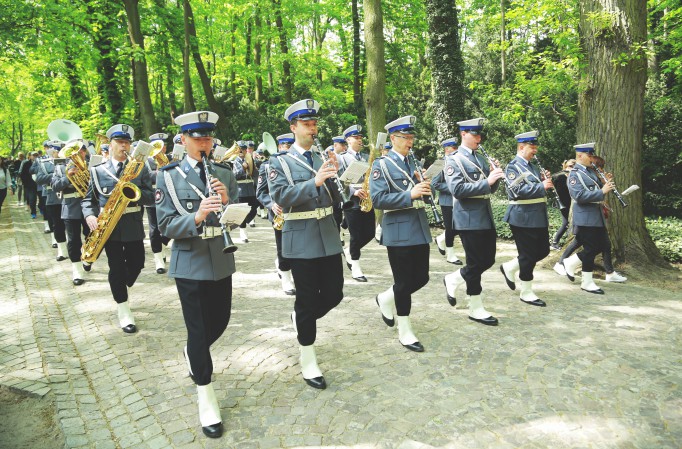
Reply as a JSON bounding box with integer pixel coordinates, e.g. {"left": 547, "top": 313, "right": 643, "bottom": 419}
{"left": 201, "top": 152, "right": 238, "bottom": 253}
{"left": 533, "top": 156, "right": 565, "bottom": 209}
{"left": 313, "top": 135, "right": 354, "bottom": 210}
{"left": 591, "top": 162, "right": 628, "bottom": 207}
{"left": 407, "top": 150, "right": 443, "bottom": 226}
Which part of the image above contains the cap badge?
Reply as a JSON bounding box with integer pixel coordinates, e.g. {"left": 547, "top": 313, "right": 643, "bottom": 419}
{"left": 122, "top": 125, "right": 129, "bottom": 133}
{"left": 409, "top": 116, "right": 416, "bottom": 125}
{"left": 306, "top": 99, "right": 314, "bottom": 109}
{"left": 198, "top": 112, "right": 208, "bottom": 123}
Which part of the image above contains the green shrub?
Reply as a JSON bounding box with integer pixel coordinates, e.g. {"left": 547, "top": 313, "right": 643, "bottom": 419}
{"left": 645, "top": 216, "right": 682, "bottom": 263}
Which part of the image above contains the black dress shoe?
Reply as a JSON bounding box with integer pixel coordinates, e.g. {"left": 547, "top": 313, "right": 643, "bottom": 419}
{"left": 353, "top": 276, "right": 367, "bottom": 282}
{"left": 562, "top": 262, "right": 575, "bottom": 282}
{"left": 304, "top": 376, "right": 327, "bottom": 390}
{"left": 402, "top": 341, "right": 424, "bottom": 352}
{"left": 438, "top": 246, "right": 445, "bottom": 256}
{"left": 202, "top": 422, "right": 223, "bottom": 438}
{"left": 375, "top": 296, "right": 395, "bottom": 327}
{"left": 521, "top": 298, "right": 546, "bottom": 307}
{"left": 52, "top": 243, "right": 58, "bottom": 248}
{"left": 451, "top": 259, "right": 463, "bottom": 265}
{"left": 156, "top": 267, "right": 167, "bottom": 274}
{"left": 500, "top": 265, "right": 516, "bottom": 291}
{"left": 72, "top": 278, "right": 85, "bottom": 286}
{"left": 468, "top": 315, "right": 499, "bottom": 326}
{"left": 122, "top": 324, "right": 137, "bottom": 334}
{"left": 284, "top": 289, "right": 296, "bottom": 295}
{"left": 56, "top": 256, "right": 67, "bottom": 262}
{"left": 443, "top": 278, "right": 456, "bottom": 307}
{"left": 44, "top": 229, "right": 52, "bottom": 234}
{"left": 582, "top": 287, "right": 604, "bottom": 295}
{"left": 346, "top": 261, "right": 352, "bottom": 271}
{"left": 82, "top": 263, "right": 91, "bottom": 272}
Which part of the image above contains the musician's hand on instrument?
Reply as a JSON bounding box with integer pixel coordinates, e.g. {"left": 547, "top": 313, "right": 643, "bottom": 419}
{"left": 602, "top": 181, "right": 615, "bottom": 194}
{"left": 353, "top": 188, "right": 368, "bottom": 199}
{"left": 325, "top": 150, "right": 339, "bottom": 170}
{"left": 488, "top": 167, "right": 505, "bottom": 185}
{"left": 196, "top": 196, "right": 223, "bottom": 222}
{"left": 210, "top": 178, "right": 228, "bottom": 204}
{"left": 314, "top": 163, "right": 337, "bottom": 187}
{"left": 543, "top": 169, "right": 551, "bottom": 179}
{"left": 67, "top": 167, "right": 78, "bottom": 176}
{"left": 85, "top": 215, "right": 98, "bottom": 231}
{"left": 489, "top": 158, "right": 500, "bottom": 170}
{"left": 410, "top": 182, "right": 432, "bottom": 199}
{"left": 605, "top": 172, "right": 614, "bottom": 182}
{"left": 242, "top": 163, "right": 248, "bottom": 170}
{"left": 272, "top": 203, "right": 283, "bottom": 215}
{"left": 543, "top": 179, "right": 554, "bottom": 190}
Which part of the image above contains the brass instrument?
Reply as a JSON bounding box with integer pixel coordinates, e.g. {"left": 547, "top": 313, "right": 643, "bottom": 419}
{"left": 150, "top": 140, "right": 170, "bottom": 168}
{"left": 216, "top": 141, "right": 241, "bottom": 164}
{"left": 360, "top": 132, "right": 386, "bottom": 213}
{"left": 244, "top": 151, "right": 255, "bottom": 178}
{"left": 94, "top": 133, "right": 109, "bottom": 155}
{"left": 81, "top": 143, "right": 151, "bottom": 264}
{"left": 58, "top": 140, "right": 90, "bottom": 197}
{"left": 201, "top": 152, "right": 238, "bottom": 253}
{"left": 591, "top": 162, "right": 628, "bottom": 207}
{"left": 261, "top": 132, "right": 285, "bottom": 230}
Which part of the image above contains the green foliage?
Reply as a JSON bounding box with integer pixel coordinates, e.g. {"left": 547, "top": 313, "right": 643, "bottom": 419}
{"left": 645, "top": 216, "right": 682, "bottom": 263}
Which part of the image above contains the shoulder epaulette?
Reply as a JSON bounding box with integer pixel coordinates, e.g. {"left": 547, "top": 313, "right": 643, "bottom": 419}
{"left": 160, "top": 161, "right": 180, "bottom": 171}
{"left": 270, "top": 151, "right": 286, "bottom": 158}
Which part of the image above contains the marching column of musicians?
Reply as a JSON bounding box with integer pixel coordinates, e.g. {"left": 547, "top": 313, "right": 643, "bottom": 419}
{"left": 27, "top": 102, "right": 626, "bottom": 440}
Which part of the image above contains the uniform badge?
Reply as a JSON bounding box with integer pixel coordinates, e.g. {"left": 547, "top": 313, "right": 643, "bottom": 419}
{"left": 446, "top": 165, "right": 455, "bottom": 176}
{"left": 269, "top": 169, "right": 278, "bottom": 180}
{"left": 122, "top": 125, "right": 129, "bottom": 133}
{"left": 198, "top": 112, "right": 209, "bottom": 122}
{"left": 155, "top": 189, "right": 164, "bottom": 203}
{"left": 258, "top": 175, "right": 263, "bottom": 184}
{"left": 589, "top": 186, "right": 594, "bottom": 191}
{"left": 570, "top": 178, "right": 577, "bottom": 186}
{"left": 473, "top": 173, "right": 479, "bottom": 180}
{"left": 187, "top": 202, "right": 193, "bottom": 210}
{"left": 372, "top": 169, "right": 381, "bottom": 180}
{"left": 402, "top": 179, "right": 408, "bottom": 186}
{"left": 508, "top": 172, "right": 516, "bottom": 180}
{"left": 103, "top": 187, "right": 108, "bottom": 193}
{"left": 184, "top": 165, "right": 190, "bottom": 173}
{"left": 306, "top": 99, "right": 315, "bottom": 110}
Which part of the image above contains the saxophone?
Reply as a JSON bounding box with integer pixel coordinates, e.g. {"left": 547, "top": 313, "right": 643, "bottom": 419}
{"left": 359, "top": 148, "right": 377, "bottom": 212}
{"left": 81, "top": 149, "right": 148, "bottom": 264}
{"left": 59, "top": 141, "right": 90, "bottom": 197}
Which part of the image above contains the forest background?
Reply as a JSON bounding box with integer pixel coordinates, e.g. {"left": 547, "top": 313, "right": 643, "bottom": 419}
{"left": 0, "top": 0, "right": 680, "bottom": 262}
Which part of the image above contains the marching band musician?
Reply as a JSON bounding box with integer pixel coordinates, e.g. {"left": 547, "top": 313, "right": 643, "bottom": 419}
{"left": 52, "top": 141, "right": 92, "bottom": 285}
{"left": 36, "top": 144, "right": 68, "bottom": 261}
{"left": 256, "top": 133, "right": 296, "bottom": 296}
{"left": 267, "top": 99, "right": 345, "bottom": 390}
{"left": 499, "top": 131, "right": 551, "bottom": 307}
{"left": 369, "top": 115, "right": 432, "bottom": 352}
{"left": 560, "top": 143, "right": 614, "bottom": 294}
{"left": 232, "top": 141, "right": 259, "bottom": 242}
{"left": 331, "top": 135, "right": 348, "bottom": 238}
{"left": 338, "top": 124, "right": 375, "bottom": 282}
{"left": 442, "top": 118, "right": 505, "bottom": 325}
{"left": 431, "top": 137, "right": 463, "bottom": 265}
{"left": 81, "top": 124, "right": 154, "bottom": 334}
{"left": 155, "top": 111, "right": 238, "bottom": 438}
{"left": 145, "top": 132, "right": 171, "bottom": 274}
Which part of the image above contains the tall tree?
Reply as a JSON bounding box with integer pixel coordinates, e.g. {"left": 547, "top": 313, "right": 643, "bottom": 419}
{"left": 273, "top": 0, "right": 292, "bottom": 103}
{"left": 254, "top": 6, "right": 263, "bottom": 108}
{"left": 122, "top": 0, "right": 159, "bottom": 137}
{"left": 424, "top": 0, "right": 466, "bottom": 140}
{"left": 352, "top": 0, "right": 362, "bottom": 113}
{"left": 364, "top": 0, "right": 386, "bottom": 143}
{"left": 578, "top": 0, "right": 664, "bottom": 265}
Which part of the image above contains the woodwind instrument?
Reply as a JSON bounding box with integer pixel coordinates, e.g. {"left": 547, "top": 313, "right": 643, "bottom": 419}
{"left": 591, "top": 162, "right": 628, "bottom": 207}
{"left": 201, "top": 152, "right": 238, "bottom": 253}
{"left": 313, "top": 135, "right": 354, "bottom": 210}
{"left": 407, "top": 149, "right": 443, "bottom": 226}
{"left": 533, "top": 155, "right": 565, "bottom": 209}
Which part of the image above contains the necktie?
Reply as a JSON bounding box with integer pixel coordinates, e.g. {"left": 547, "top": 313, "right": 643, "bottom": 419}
{"left": 303, "top": 151, "right": 313, "bottom": 167}
{"left": 355, "top": 153, "right": 361, "bottom": 161}
{"left": 116, "top": 162, "right": 123, "bottom": 177}
{"left": 403, "top": 157, "right": 411, "bottom": 175}
{"left": 196, "top": 162, "right": 207, "bottom": 185}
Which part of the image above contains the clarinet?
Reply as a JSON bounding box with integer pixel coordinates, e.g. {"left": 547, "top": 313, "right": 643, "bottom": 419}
{"left": 201, "top": 153, "right": 238, "bottom": 253}
{"left": 312, "top": 136, "right": 354, "bottom": 210}
{"left": 591, "top": 162, "right": 628, "bottom": 207}
{"left": 407, "top": 150, "right": 443, "bottom": 226}
{"left": 533, "top": 155, "right": 566, "bottom": 209}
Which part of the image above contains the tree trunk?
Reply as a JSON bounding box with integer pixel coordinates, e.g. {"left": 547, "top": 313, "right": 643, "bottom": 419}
{"left": 90, "top": 1, "right": 123, "bottom": 121}
{"left": 230, "top": 15, "right": 237, "bottom": 98}
{"left": 352, "top": 0, "right": 362, "bottom": 113}
{"left": 254, "top": 7, "right": 263, "bottom": 109}
{"left": 163, "top": 39, "right": 177, "bottom": 120}
{"left": 363, "top": 0, "right": 386, "bottom": 144}
{"left": 578, "top": 0, "right": 665, "bottom": 266}
{"left": 182, "top": 0, "right": 195, "bottom": 113}
{"left": 500, "top": 0, "right": 506, "bottom": 82}
{"left": 273, "top": 0, "right": 292, "bottom": 103}
{"left": 424, "top": 0, "right": 466, "bottom": 141}
{"left": 122, "top": 0, "right": 159, "bottom": 137}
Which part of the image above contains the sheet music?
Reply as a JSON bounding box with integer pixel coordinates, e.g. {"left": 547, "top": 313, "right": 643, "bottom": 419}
{"left": 219, "top": 203, "right": 252, "bottom": 226}
{"left": 88, "top": 155, "right": 103, "bottom": 168}
{"left": 621, "top": 185, "right": 640, "bottom": 196}
{"left": 132, "top": 141, "right": 153, "bottom": 159}
{"left": 423, "top": 160, "right": 445, "bottom": 180}
{"left": 338, "top": 160, "right": 369, "bottom": 183}
{"left": 213, "top": 146, "right": 227, "bottom": 160}
{"left": 172, "top": 144, "right": 186, "bottom": 160}
{"left": 375, "top": 132, "right": 387, "bottom": 149}
{"left": 508, "top": 170, "right": 531, "bottom": 188}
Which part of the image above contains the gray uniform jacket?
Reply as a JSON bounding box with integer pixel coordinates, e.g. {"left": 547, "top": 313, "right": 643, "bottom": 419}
{"left": 431, "top": 155, "right": 454, "bottom": 207}
{"left": 81, "top": 159, "right": 154, "bottom": 242}
{"left": 232, "top": 156, "right": 256, "bottom": 198}
{"left": 144, "top": 158, "right": 160, "bottom": 209}
{"left": 567, "top": 163, "right": 606, "bottom": 228}
{"left": 503, "top": 155, "right": 548, "bottom": 228}
{"left": 155, "top": 157, "right": 239, "bottom": 281}
{"left": 338, "top": 150, "right": 368, "bottom": 210}
{"left": 267, "top": 145, "right": 343, "bottom": 259}
{"left": 369, "top": 150, "right": 432, "bottom": 247}
{"left": 35, "top": 159, "right": 61, "bottom": 206}
{"left": 256, "top": 159, "right": 275, "bottom": 222}
{"left": 444, "top": 146, "right": 501, "bottom": 231}
{"left": 51, "top": 163, "right": 84, "bottom": 220}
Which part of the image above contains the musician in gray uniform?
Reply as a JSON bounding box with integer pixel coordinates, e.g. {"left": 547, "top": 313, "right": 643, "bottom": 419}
{"left": 336, "top": 124, "right": 375, "bottom": 282}
{"left": 146, "top": 132, "right": 171, "bottom": 274}
{"left": 256, "top": 133, "right": 296, "bottom": 295}
{"left": 369, "top": 116, "right": 431, "bottom": 352}
{"left": 499, "top": 131, "right": 552, "bottom": 307}
{"left": 155, "top": 111, "right": 238, "bottom": 439}
{"left": 36, "top": 146, "right": 68, "bottom": 260}
{"left": 267, "top": 99, "right": 344, "bottom": 390}
{"left": 443, "top": 118, "right": 505, "bottom": 325}
{"left": 82, "top": 124, "right": 154, "bottom": 334}
{"left": 561, "top": 143, "right": 614, "bottom": 294}
{"left": 232, "top": 141, "right": 259, "bottom": 242}
{"left": 431, "top": 137, "right": 462, "bottom": 265}
{"left": 331, "top": 135, "right": 347, "bottom": 236}
{"left": 52, "top": 142, "right": 92, "bottom": 285}
{"left": 32, "top": 145, "right": 49, "bottom": 224}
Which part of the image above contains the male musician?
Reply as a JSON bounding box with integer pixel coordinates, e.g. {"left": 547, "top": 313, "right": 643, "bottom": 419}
{"left": 338, "top": 124, "right": 374, "bottom": 282}
{"left": 52, "top": 142, "right": 91, "bottom": 285}
{"left": 331, "top": 135, "right": 348, "bottom": 238}
{"left": 369, "top": 116, "right": 431, "bottom": 352}
{"left": 267, "top": 99, "right": 345, "bottom": 390}
{"left": 145, "top": 132, "right": 172, "bottom": 274}
{"left": 431, "top": 137, "right": 462, "bottom": 265}
{"left": 100, "top": 144, "right": 110, "bottom": 161}
{"left": 232, "top": 141, "right": 259, "bottom": 242}
{"left": 82, "top": 124, "right": 154, "bottom": 334}
{"left": 155, "top": 111, "right": 238, "bottom": 438}
{"left": 443, "top": 118, "right": 505, "bottom": 325}
{"left": 256, "top": 133, "right": 296, "bottom": 296}
{"left": 36, "top": 146, "right": 69, "bottom": 260}
{"left": 561, "top": 143, "right": 614, "bottom": 294}
{"left": 499, "top": 131, "right": 552, "bottom": 307}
